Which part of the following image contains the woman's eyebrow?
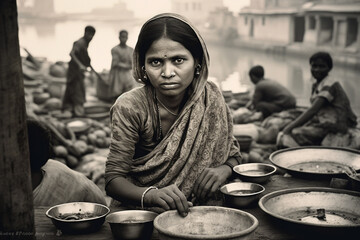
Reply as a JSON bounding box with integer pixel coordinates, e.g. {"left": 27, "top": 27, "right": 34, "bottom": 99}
{"left": 146, "top": 56, "right": 162, "bottom": 61}
{"left": 170, "top": 54, "right": 188, "bottom": 59}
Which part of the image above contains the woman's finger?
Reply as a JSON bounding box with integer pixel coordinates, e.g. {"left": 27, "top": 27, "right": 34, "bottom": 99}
{"left": 196, "top": 170, "right": 213, "bottom": 199}
{"left": 193, "top": 170, "right": 206, "bottom": 196}
{"left": 166, "top": 187, "right": 188, "bottom": 217}
{"left": 194, "top": 168, "right": 211, "bottom": 196}
{"left": 173, "top": 187, "right": 190, "bottom": 215}
{"left": 155, "top": 197, "right": 171, "bottom": 211}
{"left": 146, "top": 189, "right": 171, "bottom": 211}
{"left": 210, "top": 179, "right": 222, "bottom": 194}
{"left": 160, "top": 192, "right": 177, "bottom": 210}
{"left": 199, "top": 174, "right": 217, "bottom": 199}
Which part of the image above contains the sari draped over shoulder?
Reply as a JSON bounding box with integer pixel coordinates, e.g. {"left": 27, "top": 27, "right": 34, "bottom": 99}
{"left": 105, "top": 13, "right": 241, "bottom": 200}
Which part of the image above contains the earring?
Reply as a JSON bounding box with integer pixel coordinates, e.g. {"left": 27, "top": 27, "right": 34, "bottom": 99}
{"left": 195, "top": 64, "right": 201, "bottom": 76}
{"left": 142, "top": 66, "right": 147, "bottom": 79}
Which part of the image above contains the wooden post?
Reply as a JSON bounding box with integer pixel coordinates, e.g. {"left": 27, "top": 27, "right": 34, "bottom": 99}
{"left": 0, "top": 0, "right": 35, "bottom": 239}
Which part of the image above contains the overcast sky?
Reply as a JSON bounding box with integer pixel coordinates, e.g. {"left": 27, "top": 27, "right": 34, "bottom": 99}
{"left": 54, "top": 0, "right": 250, "bottom": 18}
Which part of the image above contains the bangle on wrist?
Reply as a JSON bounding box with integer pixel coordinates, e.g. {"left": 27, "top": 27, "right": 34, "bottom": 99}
{"left": 141, "top": 186, "right": 158, "bottom": 209}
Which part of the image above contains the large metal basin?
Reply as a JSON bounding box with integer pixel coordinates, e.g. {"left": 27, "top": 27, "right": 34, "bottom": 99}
{"left": 269, "top": 146, "right": 360, "bottom": 178}
{"left": 259, "top": 187, "right": 360, "bottom": 237}
{"left": 154, "top": 206, "right": 258, "bottom": 240}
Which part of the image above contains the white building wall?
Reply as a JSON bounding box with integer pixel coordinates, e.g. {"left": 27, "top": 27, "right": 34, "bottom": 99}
{"left": 237, "top": 15, "right": 250, "bottom": 38}
{"left": 171, "top": 0, "right": 224, "bottom": 24}
{"left": 247, "top": 15, "right": 292, "bottom": 43}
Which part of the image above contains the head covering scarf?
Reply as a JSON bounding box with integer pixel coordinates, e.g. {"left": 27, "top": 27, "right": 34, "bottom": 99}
{"left": 109, "top": 13, "right": 240, "bottom": 199}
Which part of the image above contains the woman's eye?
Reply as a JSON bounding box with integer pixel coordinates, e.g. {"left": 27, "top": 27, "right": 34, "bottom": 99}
{"left": 174, "top": 58, "right": 184, "bottom": 64}
{"left": 151, "top": 60, "right": 161, "bottom": 67}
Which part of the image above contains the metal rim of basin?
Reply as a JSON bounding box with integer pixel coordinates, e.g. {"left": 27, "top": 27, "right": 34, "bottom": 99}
{"left": 233, "top": 163, "right": 277, "bottom": 178}
{"left": 153, "top": 206, "right": 259, "bottom": 239}
{"left": 269, "top": 146, "right": 360, "bottom": 178}
{"left": 258, "top": 187, "right": 360, "bottom": 229}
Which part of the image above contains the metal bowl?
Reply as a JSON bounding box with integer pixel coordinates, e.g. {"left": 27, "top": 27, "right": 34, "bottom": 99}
{"left": 106, "top": 210, "right": 158, "bottom": 240}
{"left": 46, "top": 202, "right": 110, "bottom": 234}
{"left": 269, "top": 146, "right": 360, "bottom": 179}
{"left": 259, "top": 187, "right": 360, "bottom": 237}
{"left": 233, "top": 163, "right": 277, "bottom": 183}
{"left": 220, "top": 182, "right": 265, "bottom": 208}
{"left": 64, "top": 118, "right": 91, "bottom": 134}
{"left": 154, "top": 206, "right": 258, "bottom": 240}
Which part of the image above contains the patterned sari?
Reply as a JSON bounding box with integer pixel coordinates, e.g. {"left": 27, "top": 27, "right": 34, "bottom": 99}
{"left": 105, "top": 13, "right": 241, "bottom": 202}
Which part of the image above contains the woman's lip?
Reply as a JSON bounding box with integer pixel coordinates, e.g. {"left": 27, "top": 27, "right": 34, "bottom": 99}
{"left": 160, "top": 83, "right": 180, "bottom": 89}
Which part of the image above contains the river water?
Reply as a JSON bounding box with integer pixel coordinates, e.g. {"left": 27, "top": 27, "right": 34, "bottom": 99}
{"left": 18, "top": 19, "right": 360, "bottom": 116}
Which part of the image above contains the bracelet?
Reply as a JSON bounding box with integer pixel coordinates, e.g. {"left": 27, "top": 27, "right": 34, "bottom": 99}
{"left": 141, "top": 186, "right": 158, "bottom": 209}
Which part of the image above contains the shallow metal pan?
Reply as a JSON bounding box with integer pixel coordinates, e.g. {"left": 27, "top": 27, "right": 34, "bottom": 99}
{"left": 269, "top": 146, "right": 360, "bottom": 179}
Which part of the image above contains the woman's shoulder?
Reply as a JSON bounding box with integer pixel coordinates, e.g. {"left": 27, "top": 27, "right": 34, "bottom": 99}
{"left": 116, "top": 85, "right": 146, "bottom": 100}
{"left": 206, "top": 80, "right": 221, "bottom": 93}
{"left": 205, "top": 80, "right": 227, "bottom": 103}
{"left": 111, "top": 86, "right": 148, "bottom": 113}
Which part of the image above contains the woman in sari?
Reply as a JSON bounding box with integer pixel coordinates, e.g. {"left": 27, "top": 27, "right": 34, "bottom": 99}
{"left": 105, "top": 13, "right": 242, "bottom": 217}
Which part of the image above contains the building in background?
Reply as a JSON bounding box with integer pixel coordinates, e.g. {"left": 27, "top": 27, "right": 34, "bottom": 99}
{"left": 302, "top": 0, "right": 360, "bottom": 51}
{"left": 171, "top": 0, "right": 224, "bottom": 24}
{"left": 237, "top": 0, "right": 360, "bottom": 53}
{"left": 18, "top": 0, "right": 57, "bottom": 19}
{"left": 88, "top": 0, "right": 134, "bottom": 21}
{"left": 201, "top": 0, "right": 360, "bottom": 66}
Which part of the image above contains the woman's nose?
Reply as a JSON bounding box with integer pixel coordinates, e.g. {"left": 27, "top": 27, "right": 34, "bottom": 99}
{"left": 161, "top": 62, "right": 175, "bottom": 78}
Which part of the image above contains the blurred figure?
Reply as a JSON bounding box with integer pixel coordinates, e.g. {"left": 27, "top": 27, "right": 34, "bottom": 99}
{"left": 62, "top": 25, "right": 96, "bottom": 117}
{"left": 278, "top": 52, "right": 357, "bottom": 147}
{"left": 108, "top": 30, "right": 137, "bottom": 103}
{"left": 246, "top": 65, "right": 296, "bottom": 118}
{"left": 28, "top": 119, "right": 107, "bottom": 206}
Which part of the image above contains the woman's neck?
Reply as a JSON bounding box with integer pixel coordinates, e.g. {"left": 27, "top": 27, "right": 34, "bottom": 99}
{"left": 156, "top": 91, "right": 187, "bottom": 112}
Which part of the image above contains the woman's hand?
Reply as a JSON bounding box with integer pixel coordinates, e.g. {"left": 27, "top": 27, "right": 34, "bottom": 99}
{"left": 193, "top": 165, "right": 231, "bottom": 201}
{"left": 144, "top": 184, "right": 191, "bottom": 217}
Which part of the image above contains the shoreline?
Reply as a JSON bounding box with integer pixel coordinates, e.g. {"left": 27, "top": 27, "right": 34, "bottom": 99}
{"left": 201, "top": 29, "right": 360, "bottom": 70}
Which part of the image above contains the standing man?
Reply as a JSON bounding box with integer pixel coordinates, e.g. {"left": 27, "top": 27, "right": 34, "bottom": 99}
{"left": 62, "top": 25, "right": 96, "bottom": 117}
{"left": 108, "top": 30, "right": 137, "bottom": 102}
{"left": 246, "top": 65, "right": 296, "bottom": 119}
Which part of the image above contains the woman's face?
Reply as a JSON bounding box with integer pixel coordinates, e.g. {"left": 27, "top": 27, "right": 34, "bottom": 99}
{"left": 145, "top": 37, "right": 196, "bottom": 98}
{"left": 311, "top": 58, "right": 330, "bottom": 81}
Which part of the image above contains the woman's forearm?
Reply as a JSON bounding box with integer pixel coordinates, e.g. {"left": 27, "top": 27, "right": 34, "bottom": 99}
{"left": 106, "top": 176, "right": 147, "bottom": 206}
